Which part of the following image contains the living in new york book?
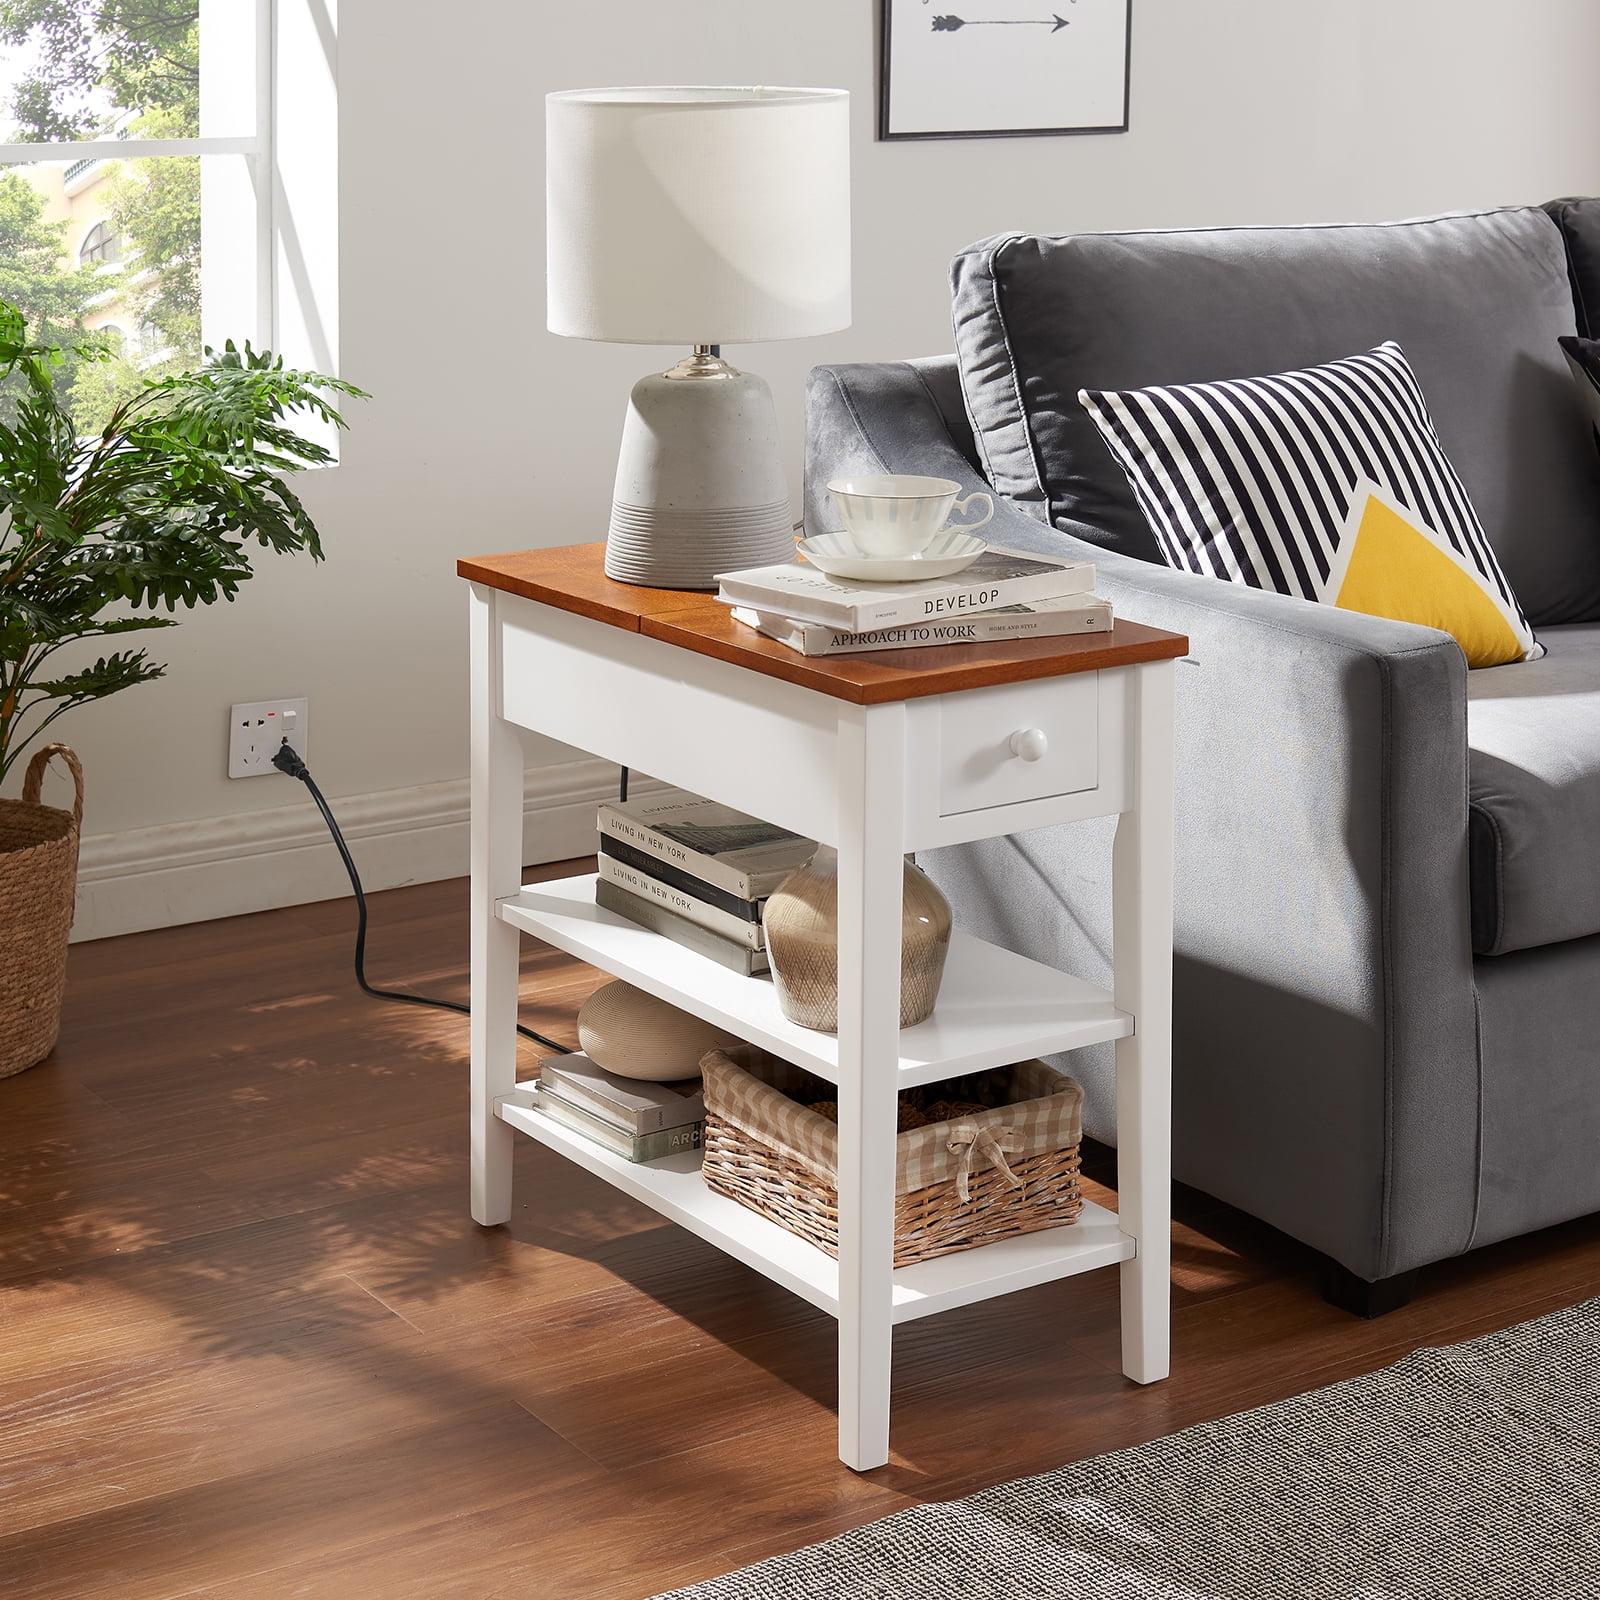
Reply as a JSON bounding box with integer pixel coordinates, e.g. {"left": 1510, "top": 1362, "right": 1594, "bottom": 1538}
{"left": 595, "top": 853, "right": 765, "bottom": 950}
{"left": 596, "top": 790, "right": 816, "bottom": 901}
{"left": 714, "top": 546, "right": 1093, "bottom": 632}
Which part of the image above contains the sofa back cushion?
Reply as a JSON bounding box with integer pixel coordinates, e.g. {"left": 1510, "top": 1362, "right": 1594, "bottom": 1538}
{"left": 1545, "top": 197, "right": 1600, "bottom": 336}
{"left": 952, "top": 208, "right": 1600, "bottom": 625}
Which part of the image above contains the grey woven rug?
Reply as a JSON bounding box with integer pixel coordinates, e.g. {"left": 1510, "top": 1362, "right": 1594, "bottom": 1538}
{"left": 657, "top": 1296, "right": 1600, "bottom": 1599}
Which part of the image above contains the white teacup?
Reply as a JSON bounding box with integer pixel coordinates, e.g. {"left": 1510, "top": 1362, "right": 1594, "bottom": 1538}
{"left": 827, "top": 474, "right": 994, "bottom": 558}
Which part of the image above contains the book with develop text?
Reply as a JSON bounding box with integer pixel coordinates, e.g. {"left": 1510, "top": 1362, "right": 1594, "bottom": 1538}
{"left": 715, "top": 545, "right": 1093, "bottom": 632}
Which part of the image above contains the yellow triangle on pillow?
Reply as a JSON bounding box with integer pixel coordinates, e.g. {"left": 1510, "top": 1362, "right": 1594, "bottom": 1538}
{"left": 1324, "top": 482, "right": 1533, "bottom": 668}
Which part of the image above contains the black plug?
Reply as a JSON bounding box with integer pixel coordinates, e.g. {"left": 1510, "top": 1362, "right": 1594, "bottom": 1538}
{"left": 272, "top": 740, "right": 309, "bottom": 781}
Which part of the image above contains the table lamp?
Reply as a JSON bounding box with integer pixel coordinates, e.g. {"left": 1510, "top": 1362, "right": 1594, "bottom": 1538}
{"left": 547, "top": 87, "right": 852, "bottom": 590}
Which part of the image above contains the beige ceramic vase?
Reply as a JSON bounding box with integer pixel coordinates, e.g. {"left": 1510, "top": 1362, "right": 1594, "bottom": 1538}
{"left": 763, "top": 846, "right": 953, "bottom": 1033}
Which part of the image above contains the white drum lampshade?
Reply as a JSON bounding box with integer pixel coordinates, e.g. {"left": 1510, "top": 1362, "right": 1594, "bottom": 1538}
{"left": 547, "top": 87, "right": 852, "bottom": 590}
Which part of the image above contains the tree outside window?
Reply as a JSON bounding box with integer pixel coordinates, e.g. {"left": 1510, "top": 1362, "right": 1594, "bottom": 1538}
{"left": 0, "top": 1, "right": 202, "bottom": 429}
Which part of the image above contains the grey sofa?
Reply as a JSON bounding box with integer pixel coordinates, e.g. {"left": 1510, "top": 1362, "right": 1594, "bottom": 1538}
{"left": 805, "top": 201, "right": 1600, "bottom": 1312}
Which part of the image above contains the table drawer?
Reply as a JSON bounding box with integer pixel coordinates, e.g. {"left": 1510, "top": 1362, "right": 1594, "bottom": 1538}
{"left": 936, "top": 675, "right": 1099, "bottom": 817}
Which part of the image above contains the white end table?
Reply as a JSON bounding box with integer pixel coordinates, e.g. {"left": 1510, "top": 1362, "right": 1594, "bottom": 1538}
{"left": 460, "top": 543, "right": 1187, "bottom": 1471}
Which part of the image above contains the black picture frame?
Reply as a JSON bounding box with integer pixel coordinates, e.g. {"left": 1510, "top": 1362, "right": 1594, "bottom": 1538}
{"left": 878, "top": 0, "right": 1133, "bottom": 142}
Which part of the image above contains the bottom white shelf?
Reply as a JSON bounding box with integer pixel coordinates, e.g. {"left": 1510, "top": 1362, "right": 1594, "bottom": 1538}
{"left": 496, "top": 1096, "right": 1135, "bottom": 1324}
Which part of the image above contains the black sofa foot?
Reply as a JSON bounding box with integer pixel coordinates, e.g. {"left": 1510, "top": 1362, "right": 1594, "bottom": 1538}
{"left": 1321, "top": 1262, "right": 1420, "bottom": 1318}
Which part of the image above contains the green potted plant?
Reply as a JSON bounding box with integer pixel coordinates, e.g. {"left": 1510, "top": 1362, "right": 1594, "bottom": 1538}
{"left": 0, "top": 298, "right": 363, "bottom": 1077}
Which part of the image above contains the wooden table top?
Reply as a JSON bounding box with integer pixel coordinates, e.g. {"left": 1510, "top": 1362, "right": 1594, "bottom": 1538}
{"left": 458, "top": 542, "right": 1189, "bottom": 706}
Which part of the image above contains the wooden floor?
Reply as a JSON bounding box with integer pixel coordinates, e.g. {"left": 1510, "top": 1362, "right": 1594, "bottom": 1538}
{"left": 5, "top": 860, "right": 1600, "bottom": 1598}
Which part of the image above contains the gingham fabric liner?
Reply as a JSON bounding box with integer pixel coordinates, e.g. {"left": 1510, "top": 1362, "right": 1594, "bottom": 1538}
{"left": 699, "top": 1046, "right": 1083, "bottom": 1196}
{"left": 652, "top": 1294, "right": 1600, "bottom": 1599}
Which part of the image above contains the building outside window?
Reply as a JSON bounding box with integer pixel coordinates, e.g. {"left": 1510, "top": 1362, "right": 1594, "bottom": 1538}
{"left": 137, "top": 317, "right": 166, "bottom": 365}
{"left": 77, "top": 218, "right": 121, "bottom": 267}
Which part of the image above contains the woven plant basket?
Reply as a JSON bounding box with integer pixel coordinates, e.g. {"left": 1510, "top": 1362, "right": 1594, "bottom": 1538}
{"left": 0, "top": 744, "right": 84, "bottom": 1079}
{"left": 700, "top": 1045, "right": 1084, "bottom": 1268}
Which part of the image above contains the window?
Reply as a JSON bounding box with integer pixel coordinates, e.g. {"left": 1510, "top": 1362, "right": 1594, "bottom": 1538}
{"left": 78, "top": 220, "right": 120, "bottom": 266}
{"left": 0, "top": 2, "right": 338, "bottom": 441}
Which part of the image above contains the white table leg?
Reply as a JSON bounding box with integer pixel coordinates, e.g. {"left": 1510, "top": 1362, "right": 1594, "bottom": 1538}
{"left": 1113, "top": 660, "right": 1176, "bottom": 1383}
{"left": 470, "top": 583, "right": 524, "bottom": 1227}
{"left": 833, "top": 702, "right": 907, "bottom": 1470}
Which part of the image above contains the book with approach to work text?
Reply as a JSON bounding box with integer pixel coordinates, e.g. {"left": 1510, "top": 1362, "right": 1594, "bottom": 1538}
{"left": 730, "top": 593, "right": 1113, "bottom": 656}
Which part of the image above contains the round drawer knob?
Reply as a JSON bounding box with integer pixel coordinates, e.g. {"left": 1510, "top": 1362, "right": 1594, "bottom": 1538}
{"left": 1010, "top": 727, "right": 1049, "bottom": 763}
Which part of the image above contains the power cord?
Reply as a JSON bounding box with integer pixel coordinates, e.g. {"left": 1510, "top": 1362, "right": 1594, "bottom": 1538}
{"left": 271, "top": 741, "right": 571, "bottom": 1053}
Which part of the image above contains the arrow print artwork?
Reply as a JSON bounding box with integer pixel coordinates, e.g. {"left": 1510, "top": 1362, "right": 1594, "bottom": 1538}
{"left": 931, "top": 14, "right": 1072, "bottom": 32}
{"left": 880, "top": 0, "right": 1131, "bottom": 140}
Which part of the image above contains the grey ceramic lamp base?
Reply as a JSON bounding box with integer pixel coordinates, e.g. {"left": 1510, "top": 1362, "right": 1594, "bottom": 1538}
{"left": 605, "top": 349, "right": 795, "bottom": 591}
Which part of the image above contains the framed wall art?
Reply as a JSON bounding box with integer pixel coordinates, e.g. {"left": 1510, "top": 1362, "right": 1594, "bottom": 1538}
{"left": 879, "top": 0, "right": 1132, "bottom": 141}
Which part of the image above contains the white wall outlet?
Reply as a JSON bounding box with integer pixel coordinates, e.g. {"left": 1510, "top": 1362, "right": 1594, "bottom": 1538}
{"left": 229, "top": 698, "right": 310, "bottom": 778}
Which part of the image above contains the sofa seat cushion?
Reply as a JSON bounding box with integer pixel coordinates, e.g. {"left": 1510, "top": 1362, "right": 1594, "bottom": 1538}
{"left": 952, "top": 209, "right": 1600, "bottom": 624}
{"left": 1470, "top": 624, "right": 1600, "bottom": 953}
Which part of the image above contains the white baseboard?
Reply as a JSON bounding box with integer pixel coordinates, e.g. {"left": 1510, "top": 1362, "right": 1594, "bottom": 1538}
{"left": 72, "top": 758, "right": 658, "bottom": 942}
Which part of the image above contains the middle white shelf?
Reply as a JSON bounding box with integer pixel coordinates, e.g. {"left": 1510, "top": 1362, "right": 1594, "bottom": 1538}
{"left": 497, "top": 872, "right": 1132, "bottom": 1089}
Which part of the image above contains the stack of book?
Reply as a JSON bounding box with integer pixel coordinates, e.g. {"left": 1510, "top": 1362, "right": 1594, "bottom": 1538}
{"left": 595, "top": 789, "right": 816, "bottom": 976}
{"left": 716, "top": 545, "right": 1108, "bottom": 656}
{"left": 535, "top": 1053, "right": 706, "bottom": 1163}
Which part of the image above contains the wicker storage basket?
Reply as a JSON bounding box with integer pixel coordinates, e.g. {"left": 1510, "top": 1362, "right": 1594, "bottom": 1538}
{"left": 700, "top": 1045, "right": 1084, "bottom": 1267}
{"left": 0, "top": 745, "right": 84, "bottom": 1079}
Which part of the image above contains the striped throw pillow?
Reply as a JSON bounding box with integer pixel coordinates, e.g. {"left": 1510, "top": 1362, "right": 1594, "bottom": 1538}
{"left": 1079, "top": 342, "right": 1540, "bottom": 665}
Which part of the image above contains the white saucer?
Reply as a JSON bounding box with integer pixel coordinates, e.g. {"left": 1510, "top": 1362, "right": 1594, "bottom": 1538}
{"left": 798, "top": 529, "right": 987, "bottom": 582}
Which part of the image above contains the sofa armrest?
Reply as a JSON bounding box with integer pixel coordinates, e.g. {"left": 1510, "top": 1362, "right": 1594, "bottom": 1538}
{"left": 808, "top": 359, "right": 1480, "bottom": 1280}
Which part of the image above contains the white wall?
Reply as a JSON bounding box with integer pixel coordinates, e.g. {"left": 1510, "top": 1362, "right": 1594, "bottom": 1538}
{"left": 35, "top": 0, "right": 1600, "bottom": 932}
